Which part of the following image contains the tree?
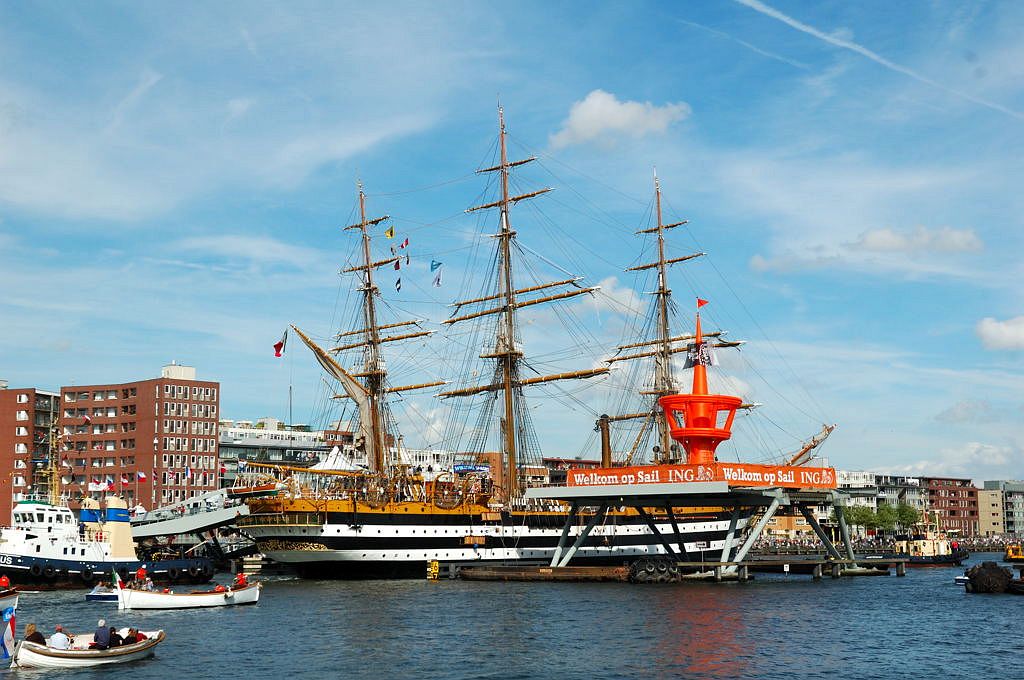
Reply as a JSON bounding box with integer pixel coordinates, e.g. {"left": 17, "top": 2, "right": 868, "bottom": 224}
{"left": 849, "top": 505, "right": 876, "bottom": 531}
{"left": 894, "top": 503, "right": 920, "bottom": 530}
{"left": 876, "top": 505, "right": 897, "bottom": 532}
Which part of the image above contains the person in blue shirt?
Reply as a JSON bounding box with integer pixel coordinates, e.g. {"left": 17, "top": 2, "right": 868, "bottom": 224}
{"left": 92, "top": 619, "right": 110, "bottom": 650}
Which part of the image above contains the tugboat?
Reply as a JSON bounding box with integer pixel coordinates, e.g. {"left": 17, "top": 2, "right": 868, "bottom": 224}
{"left": 893, "top": 522, "right": 968, "bottom": 567}
{"left": 1003, "top": 543, "right": 1024, "bottom": 563}
{"left": 0, "top": 496, "right": 214, "bottom": 588}
{"left": 0, "top": 431, "right": 213, "bottom": 588}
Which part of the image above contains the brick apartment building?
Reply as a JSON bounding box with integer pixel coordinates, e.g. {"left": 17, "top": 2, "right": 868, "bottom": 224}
{"left": 58, "top": 364, "right": 220, "bottom": 511}
{"left": 922, "top": 476, "right": 979, "bottom": 535}
{"left": 0, "top": 381, "right": 59, "bottom": 521}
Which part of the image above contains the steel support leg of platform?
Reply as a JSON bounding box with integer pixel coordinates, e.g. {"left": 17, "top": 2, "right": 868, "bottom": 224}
{"left": 556, "top": 503, "right": 609, "bottom": 568}
{"left": 719, "top": 505, "right": 742, "bottom": 564}
{"left": 549, "top": 502, "right": 580, "bottom": 567}
{"left": 724, "top": 496, "right": 781, "bottom": 575}
{"left": 834, "top": 500, "right": 857, "bottom": 561}
{"left": 796, "top": 504, "right": 844, "bottom": 561}
{"left": 636, "top": 507, "right": 679, "bottom": 559}
{"left": 665, "top": 507, "right": 691, "bottom": 560}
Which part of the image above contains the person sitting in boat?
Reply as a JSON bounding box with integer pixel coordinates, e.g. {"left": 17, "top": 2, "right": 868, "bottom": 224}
{"left": 0, "top": 574, "right": 10, "bottom": 589}
{"left": 144, "top": 577, "right": 155, "bottom": 591}
{"left": 91, "top": 619, "right": 110, "bottom": 650}
{"left": 234, "top": 572, "right": 249, "bottom": 588}
{"left": 24, "top": 623, "right": 45, "bottom": 644}
{"left": 123, "top": 628, "right": 139, "bottom": 645}
{"left": 135, "top": 564, "right": 147, "bottom": 583}
{"left": 108, "top": 627, "right": 123, "bottom": 648}
{"left": 49, "top": 625, "right": 71, "bottom": 650}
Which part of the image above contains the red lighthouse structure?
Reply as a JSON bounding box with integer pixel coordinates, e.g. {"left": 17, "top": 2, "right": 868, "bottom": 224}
{"left": 658, "top": 306, "right": 743, "bottom": 465}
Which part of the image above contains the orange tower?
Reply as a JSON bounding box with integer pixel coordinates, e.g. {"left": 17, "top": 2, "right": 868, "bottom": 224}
{"left": 658, "top": 302, "right": 743, "bottom": 464}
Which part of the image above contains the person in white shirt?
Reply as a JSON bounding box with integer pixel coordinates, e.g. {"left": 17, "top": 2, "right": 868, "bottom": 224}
{"left": 49, "top": 624, "right": 70, "bottom": 650}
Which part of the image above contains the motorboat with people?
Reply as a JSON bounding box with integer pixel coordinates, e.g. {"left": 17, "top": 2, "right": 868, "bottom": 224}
{"left": 11, "top": 629, "right": 165, "bottom": 669}
{"left": 85, "top": 582, "right": 118, "bottom": 602}
{"left": 1004, "top": 543, "right": 1024, "bottom": 563}
{"left": 116, "top": 573, "right": 260, "bottom": 610}
{"left": 0, "top": 496, "right": 214, "bottom": 588}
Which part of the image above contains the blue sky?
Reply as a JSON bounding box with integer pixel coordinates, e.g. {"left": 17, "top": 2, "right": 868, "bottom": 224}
{"left": 1, "top": 1, "right": 1021, "bottom": 481}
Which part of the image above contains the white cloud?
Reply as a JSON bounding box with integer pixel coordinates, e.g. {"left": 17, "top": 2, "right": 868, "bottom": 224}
{"left": 550, "top": 90, "right": 690, "bottom": 149}
{"left": 976, "top": 316, "right": 1024, "bottom": 350}
{"left": 849, "top": 226, "right": 983, "bottom": 253}
{"left": 733, "top": 0, "right": 1024, "bottom": 121}
{"left": 171, "top": 235, "right": 328, "bottom": 271}
{"left": 879, "top": 441, "right": 1020, "bottom": 478}
{"left": 583, "top": 276, "right": 642, "bottom": 315}
{"left": 935, "top": 400, "right": 995, "bottom": 424}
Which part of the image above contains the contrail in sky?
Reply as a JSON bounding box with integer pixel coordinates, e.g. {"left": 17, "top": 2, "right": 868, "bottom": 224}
{"left": 734, "top": 0, "right": 1024, "bottom": 121}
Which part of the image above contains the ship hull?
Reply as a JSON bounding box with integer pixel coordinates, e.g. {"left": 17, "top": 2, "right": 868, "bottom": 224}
{"left": 245, "top": 509, "right": 749, "bottom": 579}
{"left": 0, "top": 553, "right": 215, "bottom": 589}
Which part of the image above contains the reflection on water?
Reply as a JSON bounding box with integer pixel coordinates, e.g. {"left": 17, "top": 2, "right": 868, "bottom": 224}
{"left": 1, "top": 556, "right": 1013, "bottom": 679}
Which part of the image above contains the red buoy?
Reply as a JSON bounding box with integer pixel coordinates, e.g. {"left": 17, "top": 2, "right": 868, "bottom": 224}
{"left": 659, "top": 309, "right": 742, "bottom": 465}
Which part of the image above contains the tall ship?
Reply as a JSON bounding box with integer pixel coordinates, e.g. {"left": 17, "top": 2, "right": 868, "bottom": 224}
{"left": 240, "top": 109, "right": 831, "bottom": 578}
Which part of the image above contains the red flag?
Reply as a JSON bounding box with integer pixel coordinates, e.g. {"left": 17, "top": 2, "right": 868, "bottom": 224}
{"left": 83, "top": 414, "right": 91, "bottom": 424}
{"left": 137, "top": 471, "right": 147, "bottom": 482}
{"left": 697, "top": 298, "right": 709, "bottom": 308}
{"left": 394, "top": 259, "right": 400, "bottom": 271}
{"left": 121, "top": 475, "right": 130, "bottom": 485}
{"left": 219, "top": 465, "right": 227, "bottom": 474}
{"left": 273, "top": 329, "right": 288, "bottom": 357}
{"left": 399, "top": 238, "right": 409, "bottom": 249}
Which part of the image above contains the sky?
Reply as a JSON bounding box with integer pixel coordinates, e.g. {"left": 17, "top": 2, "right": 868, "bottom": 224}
{"left": 0, "top": 1, "right": 1021, "bottom": 482}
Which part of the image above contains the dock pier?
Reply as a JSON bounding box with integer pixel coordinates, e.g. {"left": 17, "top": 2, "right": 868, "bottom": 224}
{"left": 433, "top": 478, "right": 909, "bottom": 585}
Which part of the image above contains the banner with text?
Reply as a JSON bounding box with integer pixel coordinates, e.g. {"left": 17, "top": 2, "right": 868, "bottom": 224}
{"left": 566, "top": 463, "right": 837, "bottom": 489}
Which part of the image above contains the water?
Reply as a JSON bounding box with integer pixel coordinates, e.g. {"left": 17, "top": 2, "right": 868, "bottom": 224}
{"left": 7, "top": 554, "right": 1021, "bottom": 679}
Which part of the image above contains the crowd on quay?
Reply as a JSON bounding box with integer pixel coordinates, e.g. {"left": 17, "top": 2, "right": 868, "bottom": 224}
{"left": 754, "top": 534, "right": 1022, "bottom": 552}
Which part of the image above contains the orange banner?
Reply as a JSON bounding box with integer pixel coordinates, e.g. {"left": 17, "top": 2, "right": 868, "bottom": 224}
{"left": 566, "top": 462, "right": 837, "bottom": 489}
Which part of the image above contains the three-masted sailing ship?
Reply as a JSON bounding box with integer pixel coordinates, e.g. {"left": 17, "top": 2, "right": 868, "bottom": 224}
{"left": 239, "top": 110, "right": 758, "bottom": 578}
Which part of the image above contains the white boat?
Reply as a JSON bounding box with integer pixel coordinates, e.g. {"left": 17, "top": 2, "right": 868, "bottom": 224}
{"left": 0, "top": 588, "right": 18, "bottom": 612}
{"left": 11, "top": 630, "right": 164, "bottom": 669}
{"left": 117, "top": 582, "right": 261, "bottom": 610}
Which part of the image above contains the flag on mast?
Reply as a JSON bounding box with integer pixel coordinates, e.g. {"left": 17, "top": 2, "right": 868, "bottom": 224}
{"left": 697, "top": 298, "right": 709, "bottom": 308}
{"left": 432, "top": 267, "right": 443, "bottom": 288}
{"left": 384, "top": 225, "right": 395, "bottom": 239}
{"left": 274, "top": 329, "right": 288, "bottom": 357}
{"left": 399, "top": 237, "right": 409, "bottom": 248}
{"left": 430, "top": 260, "right": 442, "bottom": 272}
{"left": 395, "top": 278, "right": 402, "bottom": 292}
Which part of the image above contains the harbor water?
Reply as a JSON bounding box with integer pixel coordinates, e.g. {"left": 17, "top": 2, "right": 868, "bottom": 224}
{"left": 5, "top": 554, "right": 1019, "bottom": 679}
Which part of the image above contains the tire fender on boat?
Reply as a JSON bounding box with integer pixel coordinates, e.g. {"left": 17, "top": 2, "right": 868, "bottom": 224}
{"left": 167, "top": 567, "right": 181, "bottom": 581}
{"left": 29, "top": 564, "right": 42, "bottom": 578}
{"left": 188, "top": 564, "right": 200, "bottom": 578}
{"left": 81, "top": 567, "right": 94, "bottom": 582}
{"left": 42, "top": 565, "right": 56, "bottom": 579}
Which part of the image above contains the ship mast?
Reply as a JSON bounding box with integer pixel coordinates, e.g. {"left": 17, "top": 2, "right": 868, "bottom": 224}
{"left": 292, "top": 184, "right": 442, "bottom": 475}
{"left": 440, "top": 108, "right": 608, "bottom": 498}
{"left": 603, "top": 174, "right": 743, "bottom": 464}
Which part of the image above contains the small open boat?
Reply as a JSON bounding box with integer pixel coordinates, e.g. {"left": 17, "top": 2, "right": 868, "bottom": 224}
{"left": 85, "top": 584, "right": 118, "bottom": 602}
{"left": 11, "top": 630, "right": 164, "bottom": 669}
{"left": 117, "top": 582, "right": 261, "bottom": 610}
{"left": 0, "top": 588, "right": 18, "bottom": 612}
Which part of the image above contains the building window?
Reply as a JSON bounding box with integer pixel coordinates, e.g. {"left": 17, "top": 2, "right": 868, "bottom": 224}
{"left": 16, "top": 394, "right": 28, "bottom": 404}
{"left": 15, "top": 411, "right": 28, "bottom": 421}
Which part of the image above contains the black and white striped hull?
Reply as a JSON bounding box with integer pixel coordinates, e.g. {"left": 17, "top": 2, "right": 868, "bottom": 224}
{"left": 248, "top": 512, "right": 751, "bottom": 579}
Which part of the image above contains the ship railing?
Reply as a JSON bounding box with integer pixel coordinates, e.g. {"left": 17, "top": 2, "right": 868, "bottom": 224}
{"left": 238, "top": 512, "right": 325, "bottom": 527}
